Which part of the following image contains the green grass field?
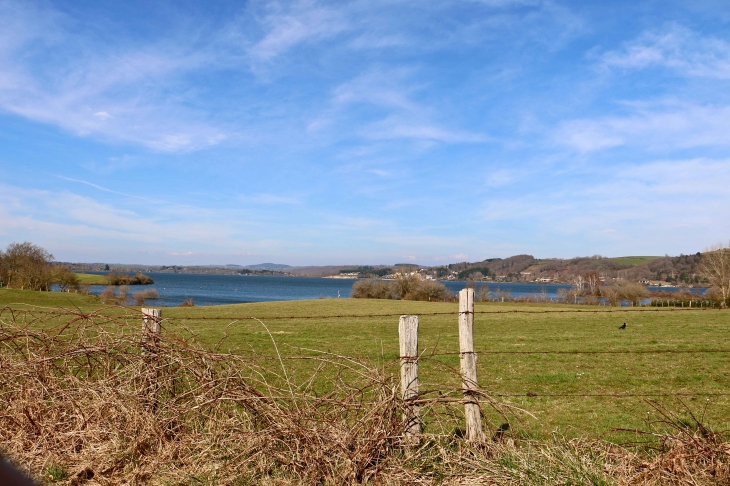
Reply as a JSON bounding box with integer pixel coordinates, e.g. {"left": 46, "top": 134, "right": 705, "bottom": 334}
{"left": 2, "top": 288, "right": 728, "bottom": 441}
{"left": 72, "top": 272, "right": 108, "bottom": 284}
{"left": 606, "top": 256, "right": 662, "bottom": 266}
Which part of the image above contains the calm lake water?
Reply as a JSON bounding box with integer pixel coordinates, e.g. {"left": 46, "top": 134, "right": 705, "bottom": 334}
{"left": 78, "top": 273, "right": 706, "bottom": 307}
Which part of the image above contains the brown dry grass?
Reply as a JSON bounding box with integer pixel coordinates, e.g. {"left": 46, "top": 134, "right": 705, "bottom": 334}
{"left": 0, "top": 307, "right": 728, "bottom": 485}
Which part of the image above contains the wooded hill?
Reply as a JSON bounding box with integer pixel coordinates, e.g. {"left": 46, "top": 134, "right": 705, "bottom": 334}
{"left": 445, "top": 253, "right": 705, "bottom": 284}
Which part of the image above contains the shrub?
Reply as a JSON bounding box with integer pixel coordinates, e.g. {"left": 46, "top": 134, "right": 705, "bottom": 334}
{"left": 53, "top": 266, "right": 80, "bottom": 292}
{"left": 403, "top": 279, "right": 451, "bottom": 301}
{"left": 618, "top": 281, "right": 649, "bottom": 306}
{"left": 178, "top": 297, "right": 195, "bottom": 307}
{"left": 390, "top": 273, "right": 421, "bottom": 299}
{"left": 118, "top": 285, "right": 130, "bottom": 303}
{"left": 705, "top": 287, "right": 730, "bottom": 306}
{"left": 582, "top": 295, "right": 600, "bottom": 305}
{"left": 106, "top": 272, "right": 154, "bottom": 286}
{"left": 476, "top": 286, "right": 490, "bottom": 302}
{"left": 106, "top": 272, "right": 127, "bottom": 286}
{"left": 601, "top": 281, "right": 649, "bottom": 306}
{"left": 601, "top": 285, "right": 621, "bottom": 306}
{"left": 351, "top": 279, "right": 394, "bottom": 299}
{"left": 494, "top": 288, "right": 511, "bottom": 302}
{"left": 351, "top": 276, "right": 453, "bottom": 302}
{"left": 130, "top": 272, "right": 154, "bottom": 285}
{"left": 100, "top": 288, "right": 116, "bottom": 304}
{"left": 133, "top": 289, "right": 159, "bottom": 306}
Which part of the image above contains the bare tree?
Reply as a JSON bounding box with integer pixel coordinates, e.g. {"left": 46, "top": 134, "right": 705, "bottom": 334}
{"left": 573, "top": 275, "right": 584, "bottom": 293}
{"left": 494, "top": 288, "right": 511, "bottom": 302}
{"left": 602, "top": 280, "right": 649, "bottom": 307}
{"left": 0, "top": 242, "right": 54, "bottom": 290}
{"left": 601, "top": 285, "right": 621, "bottom": 306}
{"left": 584, "top": 271, "right": 601, "bottom": 295}
{"left": 618, "top": 281, "right": 649, "bottom": 307}
{"left": 700, "top": 241, "right": 730, "bottom": 306}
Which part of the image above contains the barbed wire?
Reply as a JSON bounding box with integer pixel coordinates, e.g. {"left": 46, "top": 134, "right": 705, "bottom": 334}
{"left": 2, "top": 305, "right": 723, "bottom": 322}
{"left": 490, "top": 392, "right": 730, "bottom": 398}
{"left": 165, "top": 307, "right": 724, "bottom": 320}
{"left": 4, "top": 306, "right": 727, "bottom": 357}
{"left": 422, "top": 349, "right": 730, "bottom": 357}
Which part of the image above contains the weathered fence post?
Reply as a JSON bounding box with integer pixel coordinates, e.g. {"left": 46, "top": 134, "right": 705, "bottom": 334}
{"left": 399, "top": 315, "right": 420, "bottom": 441}
{"left": 141, "top": 308, "right": 161, "bottom": 411}
{"left": 141, "top": 308, "right": 161, "bottom": 355}
{"left": 459, "top": 288, "right": 485, "bottom": 443}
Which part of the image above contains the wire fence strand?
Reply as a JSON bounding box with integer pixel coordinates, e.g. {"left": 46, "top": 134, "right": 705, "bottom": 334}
{"left": 2, "top": 305, "right": 725, "bottom": 323}
{"left": 3, "top": 305, "right": 729, "bottom": 403}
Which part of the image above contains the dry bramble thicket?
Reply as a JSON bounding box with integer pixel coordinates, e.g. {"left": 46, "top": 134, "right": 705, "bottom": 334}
{"left": 1, "top": 307, "right": 729, "bottom": 485}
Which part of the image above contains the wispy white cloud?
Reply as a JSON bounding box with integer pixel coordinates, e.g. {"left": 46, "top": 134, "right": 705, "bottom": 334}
{"left": 332, "top": 68, "right": 420, "bottom": 110}
{"left": 248, "top": 1, "right": 347, "bottom": 62}
{"left": 0, "top": 0, "right": 579, "bottom": 154}
{"left": 0, "top": 183, "right": 238, "bottom": 247}
{"left": 478, "top": 158, "right": 730, "bottom": 253}
{"left": 484, "top": 168, "right": 524, "bottom": 188}
{"left": 249, "top": 193, "right": 303, "bottom": 205}
{"left": 57, "top": 176, "right": 179, "bottom": 206}
{"left": 362, "top": 117, "right": 487, "bottom": 143}
{"left": 556, "top": 102, "right": 730, "bottom": 152}
{"left": 0, "top": 2, "right": 228, "bottom": 152}
{"left": 368, "top": 169, "right": 391, "bottom": 177}
{"left": 316, "top": 68, "right": 489, "bottom": 144}
{"left": 598, "top": 25, "right": 730, "bottom": 79}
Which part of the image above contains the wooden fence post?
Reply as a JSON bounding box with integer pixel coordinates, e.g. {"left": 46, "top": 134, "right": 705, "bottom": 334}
{"left": 399, "top": 315, "right": 420, "bottom": 440}
{"left": 141, "top": 308, "right": 161, "bottom": 355}
{"left": 141, "top": 308, "right": 161, "bottom": 411}
{"left": 459, "top": 288, "right": 485, "bottom": 443}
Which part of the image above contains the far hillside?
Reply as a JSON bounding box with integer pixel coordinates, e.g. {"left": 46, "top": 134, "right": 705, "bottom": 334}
{"left": 605, "top": 256, "right": 661, "bottom": 266}
{"left": 441, "top": 253, "right": 705, "bottom": 285}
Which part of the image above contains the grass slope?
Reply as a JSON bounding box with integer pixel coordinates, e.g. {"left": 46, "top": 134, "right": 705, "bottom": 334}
{"left": 72, "top": 273, "right": 108, "bottom": 284}
{"left": 2, "top": 288, "right": 728, "bottom": 441}
{"left": 607, "top": 256, "right": 662, "bottom": 266}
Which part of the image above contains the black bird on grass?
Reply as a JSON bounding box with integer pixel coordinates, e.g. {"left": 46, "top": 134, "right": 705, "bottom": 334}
{"left": 619, "top": 322, "right": 626, "bottom": 329}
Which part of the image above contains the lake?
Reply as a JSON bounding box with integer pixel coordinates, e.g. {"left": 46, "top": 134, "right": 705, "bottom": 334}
{"left": 75, "top": 273, "right": 706, "bottom": 307}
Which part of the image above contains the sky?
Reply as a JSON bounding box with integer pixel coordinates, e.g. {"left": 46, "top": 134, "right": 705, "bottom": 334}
{"left": 1, "top": 0, "right": 729, "bottom": 266}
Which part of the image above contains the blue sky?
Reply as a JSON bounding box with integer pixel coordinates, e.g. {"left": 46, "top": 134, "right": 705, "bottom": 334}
{"left": 1, "top": 0, "right": 729, "bottom": 266}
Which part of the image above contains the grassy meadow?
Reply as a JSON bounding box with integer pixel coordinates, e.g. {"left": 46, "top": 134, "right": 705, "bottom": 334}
{"left": 605, "top": 255, "right": 662, "bottom": 266}
{"left": 2, "top": 287, "right": 728, "bottom": 442}
{"left": 72, "top": 272, "right": 108, "bottom": 284}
